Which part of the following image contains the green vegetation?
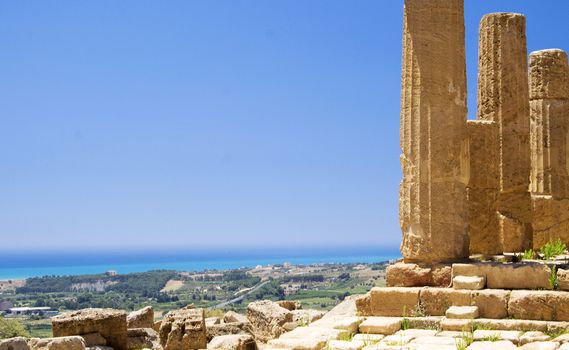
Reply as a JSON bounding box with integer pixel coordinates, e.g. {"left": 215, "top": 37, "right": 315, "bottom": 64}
{"left": 550, "top": 265, "right": 559, "bottom": 290}
{"left": 521, "top": 249, "right": 536, "bottom": 260}
{"left": 0, "top": 317, "right": 30, "bottom": 339}
{"left": 540, "top": 239, "right": 567, "bottom": 260}
{"left": 455, "top": 332, "right": 474, "bottom": 350}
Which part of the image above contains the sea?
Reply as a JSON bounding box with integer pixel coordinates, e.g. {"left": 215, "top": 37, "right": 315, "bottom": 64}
{"left": 0, "top": 246, "right": 400, "bottom": 280}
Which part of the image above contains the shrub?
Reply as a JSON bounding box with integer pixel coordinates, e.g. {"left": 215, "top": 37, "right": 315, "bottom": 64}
{"left": 0, "top": 317, "right": 30, "bottom": 339}
{"left": 541, "top": 239, "right": 567, "bottom": 260}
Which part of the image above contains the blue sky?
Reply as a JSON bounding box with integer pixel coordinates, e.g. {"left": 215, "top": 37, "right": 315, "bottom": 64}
{"left": 1, "top": 1, "right": 568, "bottom": 251}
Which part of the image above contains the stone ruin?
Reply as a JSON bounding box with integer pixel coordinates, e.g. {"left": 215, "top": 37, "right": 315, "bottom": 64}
{"left": 358, "top": 0, "right": 569, "bottom": 333}
{"left": 399, "top": 0, "right": 569, "bottom": 263}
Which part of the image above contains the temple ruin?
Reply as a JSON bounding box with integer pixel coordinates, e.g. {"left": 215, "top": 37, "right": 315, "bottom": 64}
{"left": 357, "top": 0, "right": 569, "bottom": 337}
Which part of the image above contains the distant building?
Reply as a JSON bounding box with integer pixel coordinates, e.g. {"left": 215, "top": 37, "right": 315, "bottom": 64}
{"left": 105, "top": 270, "right": 118, "bottom": 276}
{"left": 6, "top": 307, "right": 56, "bottom": 317}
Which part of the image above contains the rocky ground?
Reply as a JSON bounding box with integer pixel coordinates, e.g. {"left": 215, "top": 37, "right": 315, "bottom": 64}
{"left": 3, "top": 294, "right": 569, "bottom": 349}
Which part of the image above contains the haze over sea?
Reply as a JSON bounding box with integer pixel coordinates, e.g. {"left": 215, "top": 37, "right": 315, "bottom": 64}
{"left": 0, "top": 246, "right": 400, "bottom": 280}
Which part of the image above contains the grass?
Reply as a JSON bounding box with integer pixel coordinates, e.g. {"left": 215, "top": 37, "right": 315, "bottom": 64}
{"left": 540, "top": 239, "right": 566, "bottom": 260}
{"left": 481, "top": 334, "right": 502, "bottom": 342}
{"left": 455, "top": 332, "right": 474, "bottom": 350}
{"left": 550, "top": 265, "right": 559, "bottom": 290}
{"left": 522, "top": 249, "right": 536, "bottom": 260}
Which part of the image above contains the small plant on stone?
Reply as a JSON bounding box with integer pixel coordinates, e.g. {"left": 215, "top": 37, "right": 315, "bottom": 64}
{"left": 549, "top": 265, "right": 559, "bottom": 290}
{"left": 541, "top": 239, "right": 567, "bottom": 260}
{"left": 481, "top": 334, "right": 502, "bottom": 342}
{"left": 455, "top": 332, "right": 474, "bottom": 350}
{"left": 522, "top": 249, "right": 536, "bottom": 260}
{"left": 337, "top": 332, "right": 354, "bottom": 342}
{"left": 402, "top": 317, "right": 410, "bottom": 330}
{"left": 361, "top": 334, "right": 381, "bottom": 347}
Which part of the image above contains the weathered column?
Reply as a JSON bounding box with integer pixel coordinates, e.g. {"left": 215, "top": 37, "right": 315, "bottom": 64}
{"left": 400, "top": 0, "right": 469, "bottom": 262}
{"left": 467, "top": 120, "right": 501, "bottom": 254}
{"left": 529, "top": 49, "right": 569, "bottom": 247}
{"left": 477, "top": 13, "right": 532, "bottom": 252}
{"left": 529, "top": 49, "right": 569, "bottom": 198}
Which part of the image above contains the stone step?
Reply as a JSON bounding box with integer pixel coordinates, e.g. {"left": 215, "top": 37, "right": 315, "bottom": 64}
{"left": 445, "top": 305, "right": 479, "bottom": 319}
{"left": 453, "top": 275, "right": 485, "bottom": 290}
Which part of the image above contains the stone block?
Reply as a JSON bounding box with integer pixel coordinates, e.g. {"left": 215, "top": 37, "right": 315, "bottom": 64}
{"left": 223, "top": 311, "right": 249, "bottom": 324}
{"left": 333, "top": 317, "right": 363, "bottom": 333}
{"left": 452, "top": 262, "right": 551, "bottom": 289}
{"left": 419, "top": 288, "right": 471, "bottom": 316}
{"left": 206, "top": 322, "right": 253, "bottom": 343}
{"left": 246, "top": 300, "right": 291, "bottom": 343}
{"left": 207, "top": 334, "right": 256, "bottom": 350}
{"left": 440, "top": 318, "right": 471, "bottom": 332}
{"left": 368, "top": 287, "right": 420, "bottom": 317}
{"left": 508, "top": 290, "right": 569, "bottom": 321}
{"left": 276, "top": 300, "right": 302, "bottom": 311}
{"left": 519, "top": 342, "right": 561, "bottom": 350}
{"left": 386, "top": 263, "right": 431, "bottom": 287}
{"left": 127, "top": 306, "right": 154, "bottom": 329}
{"left": 519, "top": 331, "right": 551, "bottom": 345}
{"left": 471, "top": 289, "right": 510, "bottom": 319}
{"left": 29, "top": 337, "right": 85, "bottom": 350}
{"left": 358, "top": 317, "right": 401, "bottom": 335}
{"left": 127, "top": 328, "right": 159, "bottom": 350}
{"left": 445, "top": 306, "right": 479, "bottom": 319}
{"left": 327, "top": 340, "right": 364, "bottom": 350}
{"left": 159, "top": 307, "right": 207, "bottom": 350}
{"left": 466, "top": 341, "right": 517, "bottom": 349}
{"left": 51, "top": 308, "right": 127, "bottom": 350}
{"left": 473, "top": 330, "right": 521, "bottom": 344}
{"left": 0, "top": 337, "right": 30, "bottom": 350}
{"left": 453, "top": 276, "right": 485, "bottom": 290}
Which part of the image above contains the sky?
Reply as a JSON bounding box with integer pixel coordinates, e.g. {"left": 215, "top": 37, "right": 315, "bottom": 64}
{"left": 1, "top": 1, "right": 569, "bottom": 252}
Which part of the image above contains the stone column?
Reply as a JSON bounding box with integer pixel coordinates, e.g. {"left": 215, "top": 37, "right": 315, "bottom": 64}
{"left": 529, "top": 49, "right": 569, "bottom": 198}
{"left": 467, "top": 120, "right": 501, "bottom": 254}
{"left": 477, "top": 13, "right": 532, "bottom": 252}
{"left": 400, "top": 0, "right": 469, "bottom": 263}
{"left": 529, "top": 49, "right": 569, "bottom": 247}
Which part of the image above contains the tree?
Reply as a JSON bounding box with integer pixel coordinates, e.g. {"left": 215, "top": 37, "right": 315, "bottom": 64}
{"left": 0, "top": 317, "right": 30, "bottom": 339}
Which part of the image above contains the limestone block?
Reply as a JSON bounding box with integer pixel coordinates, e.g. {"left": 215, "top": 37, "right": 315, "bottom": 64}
{"left": 368, "top": 287, "right": 420, "bottom": 317}
{"left": 207, "top": 334, "right": 256, "bottom": 350}
{"left": 379, "top": 334, "right": 414, "bottom": 346}
{"left": 453, "top": 276, "right": 485, "bottom": 290}
{"left": 29, "top": 337, "right": 86, "bottom": 350}
{"left": 80, "top": 333, "right": 106, "bottom": 347}
{"left": 127, "top": 306, "right": 154, "bottom": 329}
{"left": 508, "top": 290, "right": 569, "bottom": 321}
{"left": 452, "top": 262, "right": 551, "bottom": 289}
{"left": 419, "top": 288, "right": 471, "bottom": 316}
{"left": 533, "top": 198, "right": 569, "bottom": 249}
{"left": 519, "top": 331, "right": 551, "bottom": 345}
{"left": 386, "top": 263, "right": 431, "bottom": 287}
{"left": 355, "top": 295, "right": 371, "bottom": 316}
{"left": 555, "top": 334, "right": 569, "bottom": 343}
{"left": 471, "top": 289, "right": 510, "bottom": 319}
{"left": 562, "top": 343, "right": 569, "bottom": 350}
{"left": 352, "top": 334, "right": 384, "bottom": 343}
{"left": 326, "top": 340, "right": 364, "bottom": 350}
{"left": 276, "top": 300, "right": 302, "bottom": 311}
{"left": 440, "top": 318, "right": 471, "bottom": 332}
{"left": 159, "top": 307, "right": 207, "bottom": 350}
{"left": 445, "top": 306, "right": 479, "bottom": 319}
{"left": 358, "top": 317, "right": 401, "bottom": 335}
{"left": 473, "top": 330, "right": 522, "bottom": 344}
{"left": 333, "top": 317, "right": 363, "bottom": 333}
{"left": 406, "top": 316, "right": 443, "bottom": 330}
{"left": 431, "top": 265, "right": 453, "bottom": 287}
{"left": 476, "top": 318, "right": 550, "bottom": 332}
{"left": 395, "top": 329, "right": 438, "bottom": 338}
{"left": 399, "top": 0, "right": 469, "bottom": 263}
{"left": 206, "top": 317, "right": 221, "bottom": 328}
{"left": 0, "top": 337, "right": 30, "bottom": 350}
{"left": 466, "top": 341, "right": 517, "bottom": 350}
{"left": 278, "top": 326, "right": 346, "bottom": 341}
{"left": 558, "top": 268, "right": 569, "bottom": 291}
{"left": 126, "top": 328, "right": 160, "bottom": 350}
{"left": 223, "top": 311, "right": 249, "bottom": 324}
{"left": 267, "top": 337, "right": 325, "bottom": 350}
{"left": 51, "top": 308, "right": 127, "bottom": 350}
{"left": 206, "top": 322, "right": 253, "bottom": 343}
{"left": 518, "top": 342, "right": 560, "bottom": 350}
{"left": 246, "top": 300, "right": 291, "bottom": 343}
{"left": 410, "top": 336, "right": 457, "bottom": 345}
